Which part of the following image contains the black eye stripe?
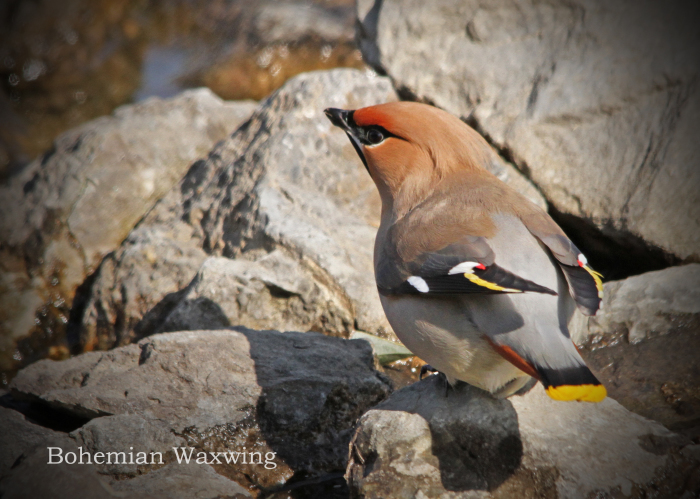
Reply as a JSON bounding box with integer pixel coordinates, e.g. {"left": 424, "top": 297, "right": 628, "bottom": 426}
{"left": 345, "top": 111, "right": 407, "bottom": 145}
{"left": 357, "top": 125, "right": 404, "bottom": 145}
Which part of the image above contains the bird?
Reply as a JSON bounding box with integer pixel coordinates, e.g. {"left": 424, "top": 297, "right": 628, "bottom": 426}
{"left": 324, "top": 102, "right": 606, "bottom": 402}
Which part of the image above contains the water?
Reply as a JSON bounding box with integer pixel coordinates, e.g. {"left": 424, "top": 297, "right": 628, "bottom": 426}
{"left": 133, "top": 44, "right": 192, "bottom": 101}
{"left": 0, "top": 0, "right": 363, "bottom": 180}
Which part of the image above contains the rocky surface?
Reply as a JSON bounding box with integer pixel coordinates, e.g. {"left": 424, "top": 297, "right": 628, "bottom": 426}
{"left": 357, "top": 0, "right": 700, "bottom": 262}
{"left": 0, "top": 89, "right": 256, "bottom": 373}
{"left": 573, "top": 264, "right": 700, "bottom": 345}
{"left": 3, "top": 327, "right": 391, "bottom": 495}
{"left": 1, "top": 6, "right": 697, "bottom": 495}
{"left": 347, "top": 376, "right": 700, "bottom": 498}
{"left": 71, "top": 414, "right": 186, "bottom": 477}
{"left": 1, "top": 432, "right": 251, "bottom": 499}
{"left": 0, "top": 406, "right": 72, "bottom": 478}
{"left": 78, "top": 68, "right": 544, "bottom": 352}
{"left": 1, "top": 442, "right": 123, "bottom": 499}
{"left": 110, "top": 462, "right": 251, "bottom": 499}
{"left": 572, "top": 264, "right": 700, "bottom": 435}
{"left": 157, "top": 253, "right": 355, "bottom": 338}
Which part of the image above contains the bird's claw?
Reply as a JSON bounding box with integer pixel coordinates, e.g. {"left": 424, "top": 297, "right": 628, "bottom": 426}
{"left": 419, "top": 364, "right": 439, "bottom": 380}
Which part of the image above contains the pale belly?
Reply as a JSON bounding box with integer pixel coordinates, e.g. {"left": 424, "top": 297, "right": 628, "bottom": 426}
{"left": 380, "top": 293, "right": 529, "bottom": 394}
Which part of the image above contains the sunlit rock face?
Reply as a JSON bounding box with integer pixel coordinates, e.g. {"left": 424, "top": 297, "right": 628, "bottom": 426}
{"left": 1, "top": 0, "right": 699, "bottom": 495}
{"left": 0, "top": 89, "right": 256, "bottom": 375}
{"left": 357, "top": 0, "right": 700, "bottom": 265}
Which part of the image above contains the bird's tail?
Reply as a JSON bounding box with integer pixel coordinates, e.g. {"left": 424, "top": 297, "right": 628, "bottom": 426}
{"left": 486, "top": 336, "right": 607, "bottom": 402}
{"left": 538, "top": 365, "right": 607, "bottom": 402}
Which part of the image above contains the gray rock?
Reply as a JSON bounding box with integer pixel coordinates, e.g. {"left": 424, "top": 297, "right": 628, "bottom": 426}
{"left": 111, "top": 462, "right": 251, "bottom": 499}
{"left": 573, "top": 264, "right": 700, "bottom": 345}
{"left": 11, "top": 331, "right": 263, "bottom": 430}
{"left": 80, "top": 68, "right": 396, "bottom": 349}
{"left": 10, "top": 328, "right": 392, "bottom": 490}
{"left": 0, "top": 406, "right": 68, "bottom": 479}
{"left": 571, "top": 265, "right": 700, "bottom": 432}
{"left": 70, "top": 414, "right": 186, "bottom": 477}
{"left": 0, "top": 89, "right": 257, "bottom": 371}
{"left": 157, "top": 252, "right": 354, "bottom": 338}
{"left": 80, "top": 223, "right": 209, "bottom": 351}
{"left": 347, "top": 376, "right": 521, "bottom": 497}
{"left": 348, "top": 376, "right": 699, "bottom": 498}
{"left": 0, "top": 434, "right": 122, "bottom": 499}
{"left": 357, "top": 0, "right": 700, "bottom": 261}
{"left": 80, "top": 68, "right": 544, "bottom": 350}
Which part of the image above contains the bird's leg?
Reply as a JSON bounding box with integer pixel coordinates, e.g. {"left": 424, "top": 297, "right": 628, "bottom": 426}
{"left": 419, "top": 364, "right": 438, "bottom": 380}
{"left": 420, "top": 365, "right": 451, "bottom": 397}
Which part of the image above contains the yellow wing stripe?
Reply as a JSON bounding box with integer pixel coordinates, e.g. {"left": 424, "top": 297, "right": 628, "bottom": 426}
{"left": 546, "top": 384, "right": 607, "bottom": 403}
{"left": 463, "top": 273, "right": 522, "bottom": 293}
{"left": 582, "top": 265, "right": 604, "bottom": 299}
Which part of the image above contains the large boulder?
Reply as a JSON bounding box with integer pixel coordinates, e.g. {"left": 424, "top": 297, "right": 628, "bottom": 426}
{"left": 78, "top": 68, "right": 545, "bottom": 351}
{"left": 357, "top": 0, "right": 700, "bottom": 262}
{"left": 6, "top": 328, "right": 392, "bottom": 492}
{"left": 572, "top": 264, "right": 700, "bottom": 434}
{"left": 0, "top": 89, "right": 257, "bottom": 372}
{"left": 347, "top": 376, "right": 700, "bottom": 498}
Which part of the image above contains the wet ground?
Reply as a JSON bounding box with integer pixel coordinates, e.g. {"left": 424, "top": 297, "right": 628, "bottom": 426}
{"left": 0, "top": 0, "right": 363, "bottom": 179}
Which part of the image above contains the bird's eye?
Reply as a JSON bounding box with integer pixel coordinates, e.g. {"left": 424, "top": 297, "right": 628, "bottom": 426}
{"left": 366, "top": 128, "right": 384, "bottom": 145}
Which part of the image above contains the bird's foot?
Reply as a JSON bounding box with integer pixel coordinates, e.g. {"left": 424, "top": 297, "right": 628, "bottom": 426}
{"left": 420, "top": 365, "right": 451, "bottom": 397}
{"left": 419, "top": 364, "right": 439, "bottom": 380}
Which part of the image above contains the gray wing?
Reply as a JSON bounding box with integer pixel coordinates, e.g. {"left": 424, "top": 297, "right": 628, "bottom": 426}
{"left": 376, "top": 233, "right": 557, "bottom": 297}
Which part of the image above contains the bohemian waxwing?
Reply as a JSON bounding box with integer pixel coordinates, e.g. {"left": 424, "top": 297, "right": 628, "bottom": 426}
{"left": 325, "top": 102, "right": 606, "bottom": 402}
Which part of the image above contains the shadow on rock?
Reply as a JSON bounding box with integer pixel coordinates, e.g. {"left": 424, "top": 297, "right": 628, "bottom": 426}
{"left": 155, "top": 296, "right": 231, "bottom": 335}
{"left": 348, "top": 375, "right": 522, "bottom": 495}
{"left": 242, "top": 329, "right": 392, "bottom": 489}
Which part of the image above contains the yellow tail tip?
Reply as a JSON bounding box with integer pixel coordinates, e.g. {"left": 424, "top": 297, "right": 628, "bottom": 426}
{"left": 546, "top": 384, "right": 607, "bottom": 403}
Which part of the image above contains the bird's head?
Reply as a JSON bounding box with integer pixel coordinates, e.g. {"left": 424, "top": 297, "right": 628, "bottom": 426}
{"left": 325, "top": 102, "right": 493, "bottom": 217}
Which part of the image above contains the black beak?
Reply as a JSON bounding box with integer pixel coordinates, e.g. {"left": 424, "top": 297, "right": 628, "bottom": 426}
{"left": 324, "top": 107, "right": 370, "bottom": 175}
{"left": 324, "top": 108, "right": 353, "bottom": 132}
